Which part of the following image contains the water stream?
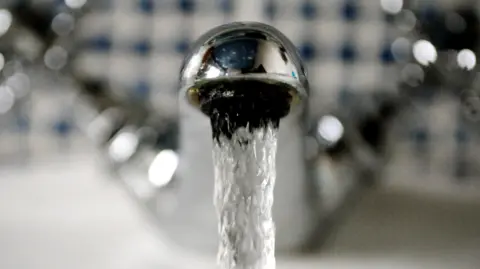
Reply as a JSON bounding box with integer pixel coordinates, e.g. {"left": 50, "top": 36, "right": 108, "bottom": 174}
{"left": 196, "top": 79, "right": 292, "bottom": 269}
{"left": 212, "top": 124, "right": 278, "bottom": 269}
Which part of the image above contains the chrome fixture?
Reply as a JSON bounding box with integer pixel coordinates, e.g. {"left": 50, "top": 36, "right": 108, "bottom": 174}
{"left": 168, "top": 22, "right": 321, "bottom": 253}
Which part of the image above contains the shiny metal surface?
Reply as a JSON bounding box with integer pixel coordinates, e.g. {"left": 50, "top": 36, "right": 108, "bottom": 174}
{"left": 170, "top": 22, "right": 322, "bottom": 254}
{"left": 179, "top": 22, "right": 308, "bottom": 114}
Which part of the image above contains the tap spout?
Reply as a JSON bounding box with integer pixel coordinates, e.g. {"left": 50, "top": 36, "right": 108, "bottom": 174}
{"left": 179, "top": 22, "right": 309, "bottom": 140}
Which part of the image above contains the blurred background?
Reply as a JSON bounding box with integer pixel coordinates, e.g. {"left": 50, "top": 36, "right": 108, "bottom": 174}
{"left": 0, "top": 0, "right": 480, "bottom": 268}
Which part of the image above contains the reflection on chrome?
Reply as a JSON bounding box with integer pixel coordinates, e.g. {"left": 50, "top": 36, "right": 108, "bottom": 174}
{"left": 65, "top": 0, "right": 88, "bottom": 9}
{"left": 317, "top": 115, "right": 344, "bottom": 145}
{"left": 148, "top": 149, "right": 179, "bottom": 188}
{"left": 412, "top": 39, "right": 437, "bottom": 66}
{"left": 179, "top": 22, "right": 308, "bottom": 113}
{"left": 204, "top": 65, "right": 223, "bottom": 79}
{"left": 381, "top": 0, "right": 403, "bottom": 15}
{"left": 457, "top": 49, "right": 476, "bottom": 70}
{"left": 87, "top": 108, "right": 123, "bottom": 145}
{"left": 0, "top": 9, "right": 12, "bottom": 37}
{"left": 108, "top": 129, "right": 139, "bottom": 163}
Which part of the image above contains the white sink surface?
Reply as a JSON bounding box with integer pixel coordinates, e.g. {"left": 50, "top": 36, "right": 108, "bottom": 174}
{"left": 0, "top": 146, "right": 479, "bottom": 269}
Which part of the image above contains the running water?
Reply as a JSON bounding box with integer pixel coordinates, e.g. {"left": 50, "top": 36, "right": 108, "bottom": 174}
{"left": 196, "top": 79, "right": 292, "bottom": 269}
{"left": 212, "top": 124, "right": 278, "bottom": 269}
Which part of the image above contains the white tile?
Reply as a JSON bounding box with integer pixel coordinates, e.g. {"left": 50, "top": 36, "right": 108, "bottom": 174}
{"left": 111, "top": 12, "right": 152, "bottom": 43}
{"left": 153, "top": 13, "right": 184, "bottom": 43}
{"left": 352, "top": 22, "right": 385, "bottom": 59}
{"left": 274, "top": 20, "right": 303, "bottom": 45}
{"left": 76, "top": 12, "right": 114, "bottom": 38}
{"left": 275, "top": 1, "right": 301, "bottom": 21}
{"left": 72, "top": 52, "right": 111, "bottom": 79}
{"left": 150, "top": 54, "right": 183, "bottom": 87}
{"left": 108, "top": 53, "right": 146, "bottom": 83}
{"left": 349, "top": 63, "right": 381, "bottom": 90}
{"left": 309, "top": 61, "right": 343, "bottom": 92}
{"left": 233, "top": 0, "right": 265, "bottom": 22}
{"left": 315, "top": 19, "right": 346, "bottom": 48}
{"left": 191, "top": 15, "right": 225, "bottom": 40}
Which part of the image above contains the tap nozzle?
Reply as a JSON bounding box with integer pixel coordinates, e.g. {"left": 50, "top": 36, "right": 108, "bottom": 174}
{"left": 178, "top": 22, "right": 309, "bottom": 135}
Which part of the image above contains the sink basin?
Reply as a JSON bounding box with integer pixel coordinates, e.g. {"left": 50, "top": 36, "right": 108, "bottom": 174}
{"left": 0, "top": 142, "right": 479, "bottom": 269}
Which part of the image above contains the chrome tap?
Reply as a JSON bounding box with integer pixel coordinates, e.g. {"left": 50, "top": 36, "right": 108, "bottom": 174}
{"left": 159, "top": 22, "right": 322, "bottom": 253}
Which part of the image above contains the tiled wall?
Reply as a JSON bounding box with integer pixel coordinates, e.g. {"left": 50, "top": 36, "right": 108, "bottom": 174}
{"left": 1, "top": 0, "right": 480, "bottom": 195}
{"left": 73, "top": 0, "right": 393, "bottom": 105}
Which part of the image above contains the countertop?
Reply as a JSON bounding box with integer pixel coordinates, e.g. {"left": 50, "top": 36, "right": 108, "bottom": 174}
{"left": 0, "top": 143, "right": 479, "bottom": 269}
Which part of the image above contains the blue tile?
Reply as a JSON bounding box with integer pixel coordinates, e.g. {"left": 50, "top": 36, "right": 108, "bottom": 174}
{"left": 53, "top": 119, "right": 73, "bottom": 136}
{"left": 178, "top": 0, "right": 195, "bottom": 14}
{"left": 455, "top": 128, "right": 469, "bottom": 143}
{"left": 85, "top": 35, "right": 112, "bottom": 51}
{"left": 410, "top": 128, "right": 428, "bottom": 143}
{"left": 218, "top": 0, "right": 233, "bottom": 13}
{"left": 133, "top": 40, "right": 152, "bottom": 56}
{"left": 339, "top": 42, "right": 356, "bottom": 62}
{"left": 54, "top": 0, "right": 65, "bottom": 8}
{"left": 380, "top": 43, "right": 394, "bottom": 64}
{"left": 341, "top": 1, "right": 359, "bottom": 21}
{"left": 133, "top": 81, "right": 150, "bottom": 99}
{"left": 418, "top": 5, "right": 438, "bottom": 23}
{"left": 213, "top": 39, "right": 258, "bottom": 69}
{"left": 298, "top": 41, "right": 317, "bottom": 62}
{"left": 175, "top": 39, "right": 190, "bottom": 54}
{"left": 300, "top": 2, "right": 318, "bottom": 20}
{"left": 138, "top": 0, "right": 155, "bottom": 14}
{"left": 264, "top": 2, "right": 277, "bottom": 20}
{"left": 383, "top": 13, "right": 396, "bottom": 24}
{"left": 15, "top": 116, "right": 30, "bottom": 132}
